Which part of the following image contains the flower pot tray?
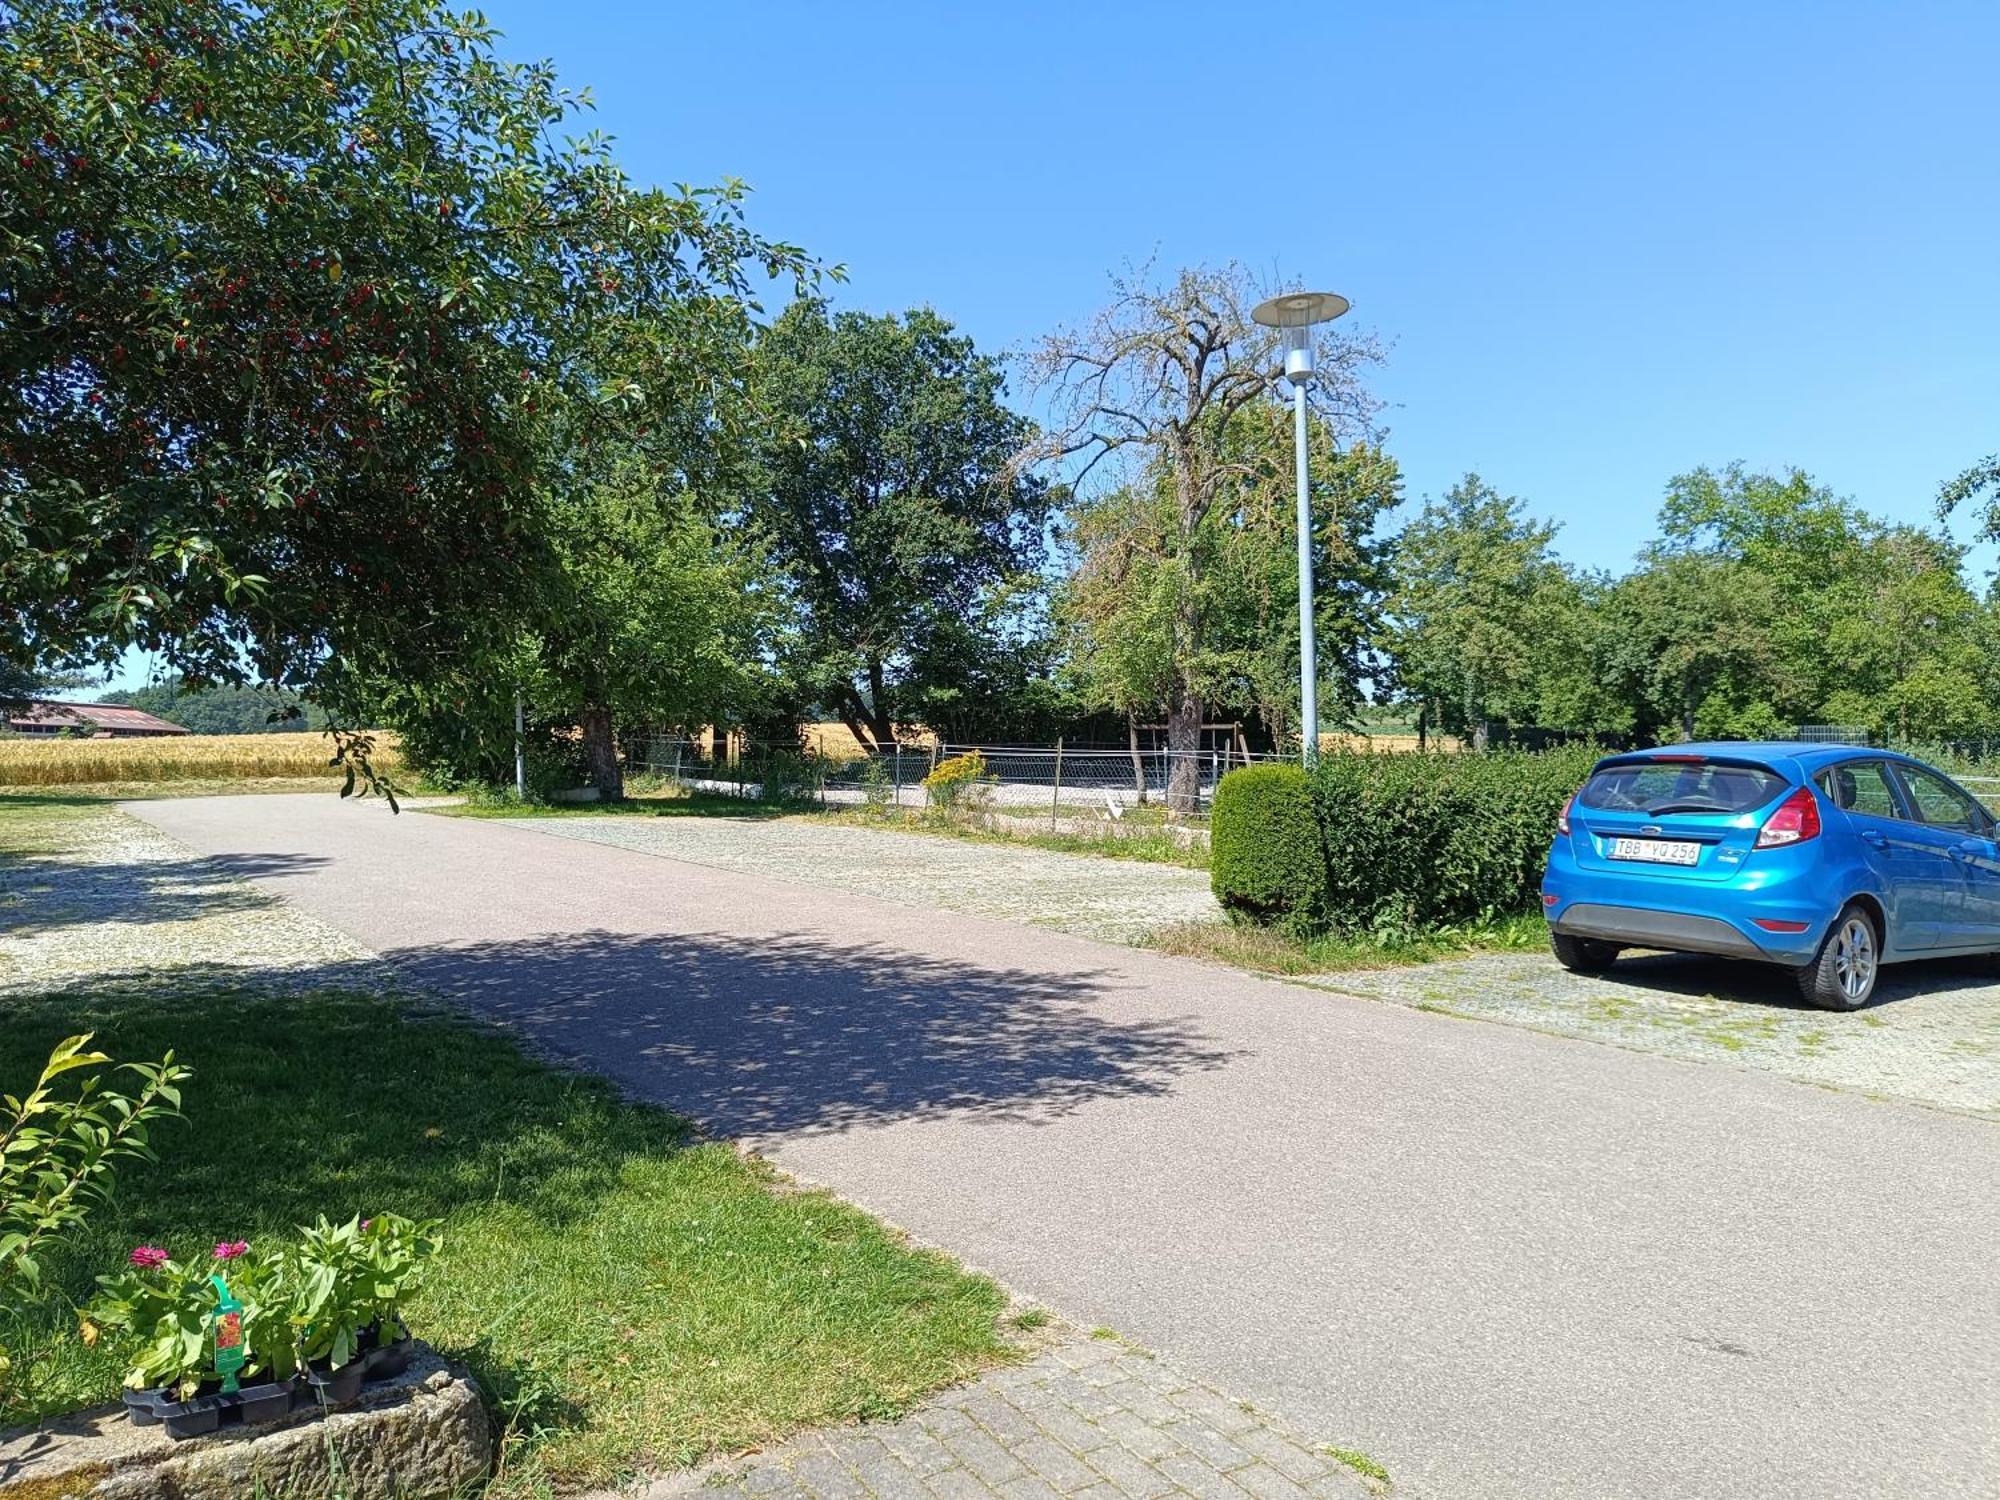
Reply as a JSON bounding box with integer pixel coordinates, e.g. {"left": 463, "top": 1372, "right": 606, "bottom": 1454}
{"left": 122, "top": 1321, "right": 416, "bottom": 1439}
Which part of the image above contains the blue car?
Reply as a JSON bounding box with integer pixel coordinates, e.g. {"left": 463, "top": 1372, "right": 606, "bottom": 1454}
{"left": 1541, "top": 743, "right": 2000, "bottom": 1010}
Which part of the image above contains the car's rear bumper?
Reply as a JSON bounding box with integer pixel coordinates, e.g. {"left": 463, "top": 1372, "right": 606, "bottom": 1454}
{"left": 1549, "top": 903, "right": 1777, "bottom": 960}
{"left": 1542, "top": 844, "right": 1831, "bottom": 964}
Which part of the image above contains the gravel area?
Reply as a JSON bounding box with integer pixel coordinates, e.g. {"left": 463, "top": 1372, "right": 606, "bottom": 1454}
{"left": 503, "top": 813, "right": 1223, "bottom": 944}
{"left": 1305, "top": 948, "right": 2000, "bottom": 1117}
{"left": 0, "top": 801, "right": 376, "bottom": 995}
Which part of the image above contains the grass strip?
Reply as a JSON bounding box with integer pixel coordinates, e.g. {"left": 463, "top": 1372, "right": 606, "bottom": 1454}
{"left": 1148, "top": 911, "right": 1548, "bottom": 974}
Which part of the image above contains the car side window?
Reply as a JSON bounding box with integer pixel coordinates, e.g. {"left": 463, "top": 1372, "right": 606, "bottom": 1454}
{"left": 1816, "top": 761, "right": 1901, "bottom": 820}
{"left": 1893, "top": 765, "right": 1989, "bottom": 834}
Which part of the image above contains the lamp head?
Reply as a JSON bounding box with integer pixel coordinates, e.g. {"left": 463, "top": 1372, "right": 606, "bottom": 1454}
{"left": 1251, "top": 291, "right": 1351, "bottom": 384}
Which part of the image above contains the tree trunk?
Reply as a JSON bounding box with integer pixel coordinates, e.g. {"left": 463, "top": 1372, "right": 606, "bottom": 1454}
{"left": 836, "top": 704, "right": 876, "bottom": 753}
{"left": 1127, "top": 709, "right": 1147, "bottom": 805}
{"left": 1680, "top": 695, "right": 1697, "bottom": 741}
{"left": 864, "top": 658, "right": 893, "bottom": 749}
{"left": 1165, "top": 680, "right": 1203, "bottom": 816}
{"left": 580, "top": 705, "right": 623, "bottom": 800}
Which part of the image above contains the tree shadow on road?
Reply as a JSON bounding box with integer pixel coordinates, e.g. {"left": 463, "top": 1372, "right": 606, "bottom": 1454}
{"left": 0, "top": 849, "right": 331, "bottom": 937}
{"left": 4, "top": 925, "right": 1237, "bottom": 1139}
{"left": 379, "top": 927, "right": 1239, "bottom": 1137}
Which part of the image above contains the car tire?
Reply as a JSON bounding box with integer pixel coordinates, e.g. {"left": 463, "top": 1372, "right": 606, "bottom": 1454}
{"left": 1797, "top": 903, "right": 1880, "bottom": 1011}
{"left": 1551, "top": 932, "right": 1619, "bottom": 973}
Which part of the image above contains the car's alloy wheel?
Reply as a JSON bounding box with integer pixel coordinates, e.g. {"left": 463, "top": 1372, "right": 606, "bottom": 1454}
{"left": 1798, "top": 904, "right": 1879, "bottom": 1011}
{"left": 1832, "top": 917, "right": 1875, "bottom": 1001}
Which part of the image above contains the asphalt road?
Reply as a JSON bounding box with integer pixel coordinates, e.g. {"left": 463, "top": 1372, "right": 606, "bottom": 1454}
{"left": 131, "top": 795, "right": 2000, "bottom": 1500}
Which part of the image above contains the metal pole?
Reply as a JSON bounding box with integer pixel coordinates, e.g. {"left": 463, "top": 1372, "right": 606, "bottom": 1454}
{"left": 893, "top": 744, "right": 902, "bottom": 810}
{"left": 513, "top": 691, "right": 526, "bottom": 800}
{"left": 1050, "top": 737, "right": 1064, "bottom": 832}
{"left": 1293, "top": 380, "right": 1318, "bottom": 766}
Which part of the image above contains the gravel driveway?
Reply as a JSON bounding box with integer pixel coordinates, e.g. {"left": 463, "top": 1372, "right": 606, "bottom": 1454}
{"left": 496, "top": 812, "right": 1221, "bottom": 943}
{"left": 1308, "top": 948, "right": 2000, "bottom": 1118}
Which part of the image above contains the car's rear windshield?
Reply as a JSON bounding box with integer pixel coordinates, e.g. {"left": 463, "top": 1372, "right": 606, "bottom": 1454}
{"left": 1576, "top": 759, "right": 1788, "bottom": 816}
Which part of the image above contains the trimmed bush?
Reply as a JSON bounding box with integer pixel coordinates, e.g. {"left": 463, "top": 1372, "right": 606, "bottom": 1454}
{"left": 1210, "top": 764, "right": 1328, "bottom": 936}
{"left": 1309, "top": 745, "right": 1601, "bottom": 932}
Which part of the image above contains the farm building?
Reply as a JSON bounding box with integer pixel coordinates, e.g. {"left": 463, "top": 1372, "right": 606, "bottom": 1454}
{"left": 1, "top": 700, "right": 191, "bottom": 738}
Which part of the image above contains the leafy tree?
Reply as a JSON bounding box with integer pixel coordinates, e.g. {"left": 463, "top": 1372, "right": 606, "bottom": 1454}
{"left": 1652, "top": 464, "right": 1993, "bottom": 739}
{"left": 1381, "top": 475, "right": 1579, "bottom": 748}
{"left": 376, "top": 463, "right": 777, "bottom": 799}
{"left": 749, "top": 301, "right": 1050, "bottom": 750}
{"left": 0, "top": 0, "right": 813, "bottom": 779}
{"left": 1026, "top": 264, "right": 1383, "bottom": 809}
{"left": 1203, "top": 414, "right": 1399, "bottom": 744}
{"left": 1598, "top": 554, "right": 1785, "bottom": 740}
{"left": 1061, "top": 413, "right": 1398, "bottom": 756}
{"left": 1937, "top": 455, "right": 2000, "bottom": 539}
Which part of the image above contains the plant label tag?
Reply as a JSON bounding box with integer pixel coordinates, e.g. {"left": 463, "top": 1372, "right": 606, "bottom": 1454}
{"left": 210, "top": 1275, "right": 247, "bottom": 1392}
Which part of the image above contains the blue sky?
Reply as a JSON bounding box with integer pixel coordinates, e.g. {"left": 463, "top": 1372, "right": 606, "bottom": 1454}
{"left": 97, "top": 1, "right": 2000, "bottom": 690}
{"left": 481, "top": 0, "right": 1996, "bottom": 571}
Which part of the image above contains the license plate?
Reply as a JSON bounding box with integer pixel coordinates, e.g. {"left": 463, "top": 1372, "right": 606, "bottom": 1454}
{"left": 1610, "top": 838, "right": 1701, "bottom": 866}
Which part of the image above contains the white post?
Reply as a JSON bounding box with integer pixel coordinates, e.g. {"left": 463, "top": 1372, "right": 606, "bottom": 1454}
{"left": 1293, "top": 381, "right": 1318, "bottom": 766}
{"left": 514, "top": 692, "right": 526, "bottom": 800}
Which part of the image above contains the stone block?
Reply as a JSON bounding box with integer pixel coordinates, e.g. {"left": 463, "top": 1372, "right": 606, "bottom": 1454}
{"left": 0, "top": 1347, "right": 489, "bottom": 1500}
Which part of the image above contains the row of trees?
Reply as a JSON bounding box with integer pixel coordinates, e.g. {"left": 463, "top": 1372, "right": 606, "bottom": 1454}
{"left": 1386, "top": 464, "right": 2000, "bottom": 748}
{"left": 5, "top": 1, "right": 1996, "bottom": 806}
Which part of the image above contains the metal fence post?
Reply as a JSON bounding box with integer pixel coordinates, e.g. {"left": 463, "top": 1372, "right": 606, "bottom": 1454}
{"left": 513, "top": 691, "right": 525, "bottom": 800}
{"left": 1050, "top": 737, "right": 1064, "bottom": 831}
{"left": 893, "top": 744, "right": 902, "bottom": 810}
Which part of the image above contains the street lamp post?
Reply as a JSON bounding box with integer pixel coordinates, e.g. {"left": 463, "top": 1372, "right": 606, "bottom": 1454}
{"left": 1251, "top": 290, "right": 1351, "bottom": 765}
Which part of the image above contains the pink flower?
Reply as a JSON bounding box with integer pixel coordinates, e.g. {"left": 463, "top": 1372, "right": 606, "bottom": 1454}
{"left": 359, "top": 1219, "right": 372, "bottom": 1232}
{"left": 212, "top": 1240, "right": 249, "bottom": 1261}
{"left": 129, "top": 1246, "right": 169, "bottom": 1269}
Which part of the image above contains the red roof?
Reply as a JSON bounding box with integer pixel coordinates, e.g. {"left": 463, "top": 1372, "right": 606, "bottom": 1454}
{"left": 6, "top": 701, "right": 191, "bottom": 735}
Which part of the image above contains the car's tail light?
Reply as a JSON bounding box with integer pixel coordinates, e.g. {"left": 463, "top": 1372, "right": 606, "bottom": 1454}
{"left": 1557, "top": 794, "right": 1574, "bottom": 836}
{"left": 1754, "top": 786, "right": 1821, "bottom": 849}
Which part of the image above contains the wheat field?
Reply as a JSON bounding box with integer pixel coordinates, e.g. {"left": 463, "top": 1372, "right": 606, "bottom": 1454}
{"left": 0, "top": 731, "right": 400, "bottom": 786}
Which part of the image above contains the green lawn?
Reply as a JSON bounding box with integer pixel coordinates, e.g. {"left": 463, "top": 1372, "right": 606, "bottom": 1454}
{"left": 0, "top": 798, "right": 1017, "bottom": 1495}
{"left": 429, "top": 788, "right": 776, "bottom": 821}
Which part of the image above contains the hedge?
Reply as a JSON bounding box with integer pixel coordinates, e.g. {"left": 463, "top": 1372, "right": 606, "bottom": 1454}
{"left": 1209, "top": 763, "right": 1328, "bottom": 936}
{"left": 1211, "top": 745, "right": 1603, "bottom": 937}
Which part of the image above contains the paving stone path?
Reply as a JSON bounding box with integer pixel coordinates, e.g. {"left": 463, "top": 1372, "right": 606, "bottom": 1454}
{"left": 631, "top": 1336, "right": 1386, "bottom": 1500}
{"left": 1308, "top": 947, "right": 2000, "bottom": 1118}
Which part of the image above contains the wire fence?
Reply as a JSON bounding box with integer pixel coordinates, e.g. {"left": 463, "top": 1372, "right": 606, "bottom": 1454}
{"left": 633, "top": 736, "right": 1292, "bottom": 820}
{"left": 631, "top": 727, "right": 2000, "bottom": 827}
{"left": 1784, "top": 724, "right": 1874, "bottom": 744}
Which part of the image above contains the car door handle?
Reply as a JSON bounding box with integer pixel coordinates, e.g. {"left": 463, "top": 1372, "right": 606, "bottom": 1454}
{"left": 1860, "top": 830, "right": 1888, "bottom": 848}
{"left": 1954, "top": 838, "right": 1991, "bottom": 862}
